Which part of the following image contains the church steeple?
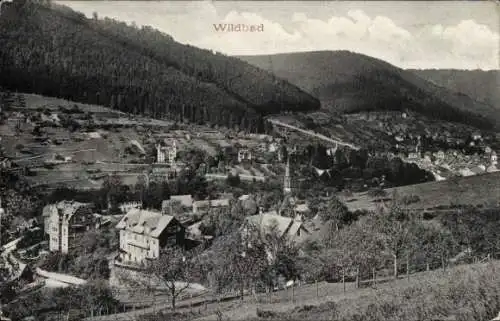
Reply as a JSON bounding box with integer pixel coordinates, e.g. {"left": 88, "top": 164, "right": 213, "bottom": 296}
{"left": 283, "top": 156, "right": 291, "bottom": 194}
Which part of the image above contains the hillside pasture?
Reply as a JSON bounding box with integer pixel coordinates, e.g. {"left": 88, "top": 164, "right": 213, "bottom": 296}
{"left": 340, "top": 172, "right": 500, "bottom": 212}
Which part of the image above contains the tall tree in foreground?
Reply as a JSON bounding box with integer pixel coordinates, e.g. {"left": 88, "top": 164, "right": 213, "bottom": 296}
{"left": 375, "top": 196, "right": 417, "bottom": 278}
{"left": 145, "top": 247, "right": 197, "bottom": 311}
{"left": 205, "top": 226, "right": 268, "bottom": 299}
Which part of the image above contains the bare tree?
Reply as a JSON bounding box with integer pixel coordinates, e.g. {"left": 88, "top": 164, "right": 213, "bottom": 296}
{"left": 375, "top": 200, "right": 417, "bottom": 278}
{"left": 145, "top": 246, "right": 196, "bottom": 311}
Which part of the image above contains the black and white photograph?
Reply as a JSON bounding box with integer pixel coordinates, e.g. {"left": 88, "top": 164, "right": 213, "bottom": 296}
{"left": 0, "top": 0, "right": 499, "bottom": 320}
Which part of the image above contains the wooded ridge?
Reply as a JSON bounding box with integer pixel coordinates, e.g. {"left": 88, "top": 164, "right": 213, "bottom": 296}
{"left": 0, "top": 0, "right": 320, "bottom": 132}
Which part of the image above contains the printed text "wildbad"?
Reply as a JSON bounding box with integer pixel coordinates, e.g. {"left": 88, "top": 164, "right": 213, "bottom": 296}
{"left": 213, "top": 23, "right": 264, "bottom": 32}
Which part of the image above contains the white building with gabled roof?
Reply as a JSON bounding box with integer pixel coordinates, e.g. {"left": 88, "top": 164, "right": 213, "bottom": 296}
{"left": 116, "top": 209, "right": 185, "bottom": 264}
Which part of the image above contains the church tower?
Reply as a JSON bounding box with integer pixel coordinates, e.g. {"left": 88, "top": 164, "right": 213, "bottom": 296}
{"left": 283, "top": 157, "right": 292, "bottom": 194}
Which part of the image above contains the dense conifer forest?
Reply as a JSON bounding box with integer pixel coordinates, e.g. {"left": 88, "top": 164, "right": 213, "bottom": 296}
{"left": 0, "top": 0, "right": 320, "bottom": 132}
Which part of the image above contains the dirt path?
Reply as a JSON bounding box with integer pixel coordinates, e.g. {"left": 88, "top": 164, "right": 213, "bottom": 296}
{"left": 268, "top": 119, "right": 360, "bottom": 150}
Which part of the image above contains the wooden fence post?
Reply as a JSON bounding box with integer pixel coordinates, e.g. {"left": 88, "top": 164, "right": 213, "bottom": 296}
{"left": 342, "top": 269, "right": 346, "bottom": 293}
{"left": 372, "top": 268, "right": 376, "bottom": 286}
{"left": 355, "top": 266, "right": 360, "bottom": 289}
{"left": 316, "top": 279, "right": 319, "bottom": 298}
{"left": 406, "top": 256, "right": 410, "bottom": 281}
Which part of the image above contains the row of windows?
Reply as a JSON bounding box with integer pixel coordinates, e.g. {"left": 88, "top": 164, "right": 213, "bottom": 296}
{"left": 121, "top": 231, "right": 158, "bottom": 245}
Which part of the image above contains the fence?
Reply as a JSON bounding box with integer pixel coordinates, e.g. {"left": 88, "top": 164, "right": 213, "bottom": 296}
{"left": 6, "top": 252, "right": 497, "bottom": 321}
{"left": 74, "top": 252, "right": 498, "bottom": 321}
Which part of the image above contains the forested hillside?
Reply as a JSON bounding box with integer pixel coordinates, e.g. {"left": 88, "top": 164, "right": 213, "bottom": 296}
{"left": 240, "top": 51, "right": 500, "bottom": 130}
{"left": 0, "top": 0, "right": 319, "bottom": 132}
{"left": 409, "top": 69, "right": 500, "bottom": 110}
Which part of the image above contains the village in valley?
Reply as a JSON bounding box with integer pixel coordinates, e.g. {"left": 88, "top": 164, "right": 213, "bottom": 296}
{"left": 1, "top": 1, "right": 500, "bottom": 321}
{"left": 1, "top": 90, "right": 500, "bottom": 321}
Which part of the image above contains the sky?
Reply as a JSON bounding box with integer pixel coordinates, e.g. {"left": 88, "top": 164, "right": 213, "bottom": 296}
{"left": 57, "top": 1, "right": 500, "bottom": 70}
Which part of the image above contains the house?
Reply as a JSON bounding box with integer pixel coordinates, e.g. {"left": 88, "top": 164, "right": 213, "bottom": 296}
{"left": 244, "top": 211, "right": 311, "bottom": 245}
{"left": 0, "top": 158, "right": 11, "bottom": 169}
{"left": 434, "top": 151, "right": 445, "bottom": 161}
{"left": 169, "top": 195, "right": 193, "bottom": 208}
{"left": 408, "top": 152, "right": 420, "bottom": 160}
{"left": 156, "top": 140, "right": 177, "bottom": 165}
{"left": 116, "top": 209, "right": 185, "bottom": 264}
{"left": 192, "top": 198, "right": 231, "bottom": 214}
{"left": 14, "top": 217, "right": 38, "bottom": 233}
{"left": 47, "top": 201, "right": 95, "bottom": 254}
{"left": 42, "top": 204, "right": 56, "bottom": 235}
{"left": 119, "top": 201, "right": 142, "bottom": 214}
{"left": 237, "top": 149, "right": 252, "bottom": 163}
{"left": 491, "top": 151, "right": 498, "bottom": 165}
{"left": 294, "top": 203, "right": 310, "bottom": 216}
{"left": 268, "top": 142, "right": 279, "bottom": 153}
{"left": 471, "top": 132, "right": 482, "bottom": 141}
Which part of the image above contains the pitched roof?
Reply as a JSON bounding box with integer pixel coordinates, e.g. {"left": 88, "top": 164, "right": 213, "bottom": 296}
{"left": 170, "top": 195, "right": 193, "bottom": 208}
{"left": 193, "top": 199, "right": 230, "bottom": 209}
{"left": 294, "top": 203, "right": 310, "bottom": 213}
{"left": 245, "top": 211, "right": 292, "bottom": 237}
{"left": 115, "top": 209, "right": 177, "bottom": 238}
{"left": 42, "top": 201, "right": 92, "bottom": 220}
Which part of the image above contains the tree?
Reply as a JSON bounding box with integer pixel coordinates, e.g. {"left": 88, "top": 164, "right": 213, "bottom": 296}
{"left": 317, "top": 196, "right": 354, "bottom": 231}
{"left": 199, "top": 201, "right": 245, "bottom": 237}
{"left": 206, "top": 227, "right": 268, "bottom": 299}
{"left": 101, "top": 173, "right": 123, "bottom": 210}
{"left": 322, "top": 214, "right": 386, "bottom": 281}
{"left": 79, "top": 281, "right": 120, "bottom": 318}
{"left": 227, "top": 172, "right": 241, "bottom": 187}
{"left": 145, "top": 246, "right": 197, "bottom": 311}
{"left": 297, "top": 240, "right": 324, "bottom": 283}
{"left": 412, "top": 222, "right": 457, "bottom": 269}
{"left": 375, "top": 200, "right": 417, "bottom": 278}
{"left": 260, "top": 223, "right": 301, "bottom": 288}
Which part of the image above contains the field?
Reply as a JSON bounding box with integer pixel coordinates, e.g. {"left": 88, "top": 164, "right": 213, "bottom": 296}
{"left": 339, "top": 172, "right": 500, "bottom": 212}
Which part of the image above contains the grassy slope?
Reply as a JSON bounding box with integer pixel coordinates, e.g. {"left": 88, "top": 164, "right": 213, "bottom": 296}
{"left": 238, "top": 51, "right": 500, "bottom": 130}
{"left": 340, "top": 172, "right": 500, "bottom": 212}
{"left": 190, "top": 261, "right": 500, "bottom": 321}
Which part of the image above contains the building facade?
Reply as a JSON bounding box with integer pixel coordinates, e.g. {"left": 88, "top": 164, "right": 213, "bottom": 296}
{"left": 237, "top": 149, "right": 252, "bottom": 163}
{"left": 116, "top": 209, "right": 185, "bottom": 264}
{"left": 156, "top": 141, "right": 177, "bottom": 165}
{"left": 47, "top": 201, "right": 95, "bottom": 254}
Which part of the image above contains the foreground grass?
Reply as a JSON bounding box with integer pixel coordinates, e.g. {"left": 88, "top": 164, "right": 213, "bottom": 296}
{"left": 249, "top": 261, "right": 500, "bottom": 321}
